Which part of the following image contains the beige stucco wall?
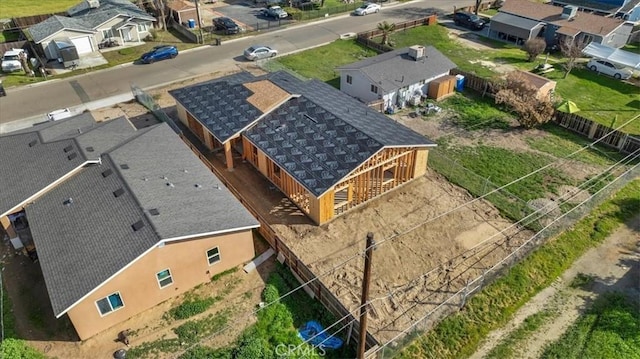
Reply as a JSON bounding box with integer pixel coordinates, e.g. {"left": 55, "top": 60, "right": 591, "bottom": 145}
{"left": 66, "top": 230, "right": 255, "bottom": 340}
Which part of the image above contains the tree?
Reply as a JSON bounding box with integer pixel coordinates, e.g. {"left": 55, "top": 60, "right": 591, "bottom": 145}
{"left": 559, "top": 38, "right": 583, "bottom": 79}
{"left": 523, "top": 38, "right": 546, "bottom": 62}
{"left": 495, "top": 71, "right": 555, "bottom": 128}
{"left": 474, "top": 0, "right": 481, "bottom": 15}
{"left": 377, "top": 21, "right": 395, "bottom": 46}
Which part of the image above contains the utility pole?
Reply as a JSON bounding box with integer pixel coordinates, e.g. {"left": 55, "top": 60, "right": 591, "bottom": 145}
{"left": 194, "top": 0, "right": 204, "bottom": 44}
{"left": 358, "top": 232, "right": 375, "bottom": 359}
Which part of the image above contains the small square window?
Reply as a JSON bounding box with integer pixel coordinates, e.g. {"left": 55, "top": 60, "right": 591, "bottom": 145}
{"left": 96, "top": 292, "right": 124, "bottom": 316}
{"left": 206, "top": 247, "right": 221, "bottom": 265}
{"left": 346, "top": 75, "right": 352, "bottom": 85}
{"left": 370, "top": 84, "right": 378, "bottom": 94}
{"left": 156, "top": 269, "right": 173, "bottom": 288}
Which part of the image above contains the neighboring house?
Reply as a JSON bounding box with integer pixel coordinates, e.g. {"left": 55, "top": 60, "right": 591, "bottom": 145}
{"left": 336, "top": 45, "right": 457, "bottom": 109}
{"left": 170, "top": 71, "right": 437, "bottom": 225}
{"left": 167, "top": 0, "right": 198, "bottom": 26}
{"left": 28, "top": 0, "right": 155, "bottom": 61}
{"left": 552, "top": 0, "right": 640, "bottom": 22}
{"left": 489, "top": 0, "right": 633, "bottom": 48}
{"left": 0, "top": 116, "right": 259, "bottom": 340}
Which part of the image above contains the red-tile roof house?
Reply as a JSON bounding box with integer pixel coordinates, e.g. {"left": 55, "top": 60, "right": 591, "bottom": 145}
{"left": 488, "top": 0, "right": 632, "bottom": 48}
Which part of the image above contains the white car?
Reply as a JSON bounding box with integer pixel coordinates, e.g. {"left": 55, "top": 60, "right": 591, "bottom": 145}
{"left": 586, "top": 59, "right": 633, "bottom": 80}
{"left": 1, "top": 48, "right": 25, "bottom": 72}
{"left": 47, "top": 108, "right": 73, "bottom": 121}
{"left": 354, "top": 2, "right": 381, "bottom": 16}
{"left": 244, "top": 45, "right": 278, "bottom": 61}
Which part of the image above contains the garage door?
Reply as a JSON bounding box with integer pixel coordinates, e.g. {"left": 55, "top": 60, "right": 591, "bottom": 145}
{"left": 70, "top": 36, "right": 93, "bottom": 54}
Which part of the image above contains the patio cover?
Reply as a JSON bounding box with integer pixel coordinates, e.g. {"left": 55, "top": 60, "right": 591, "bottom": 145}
{"left": 489, "top": 12, "right": 544, "bottom": 40}
{"left": 583, "top": 42, "right": 640, "bottom": 70}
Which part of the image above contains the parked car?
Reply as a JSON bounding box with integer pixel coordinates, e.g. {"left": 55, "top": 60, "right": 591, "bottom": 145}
{"left": 244, "top": 45, "right": 278, "bottom": 61}
{"left": 140, "top": 45, "right": 178, "bottom": 64}
{"left": 586, "top": 59, "right": 633, "bottom": 80}
{"left": 453, "top": 11, "right": 485, "bottom": 30}
{"left": 213, "top": 17, "right": 240, "bottom": 34}
{"left": 1, "top": 48, "right": 25, "bottom": 72}
{"left": 263, "top": 6, "right": 288, "bottom": 19}
{"left": 354, "top": 2, "right": 381, "bottom": 16}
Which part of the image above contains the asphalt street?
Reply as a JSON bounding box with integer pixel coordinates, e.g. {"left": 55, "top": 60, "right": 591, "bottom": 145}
{"left": 0, "top": 0, "right": 474, "bottom": 128}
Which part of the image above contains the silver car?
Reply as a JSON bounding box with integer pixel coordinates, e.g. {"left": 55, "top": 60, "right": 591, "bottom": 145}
{"left": 244, "top": 45, "right": 278, "bottom": 61}
{"left": 586, "top": 59, "right": 633, "bottom": 80}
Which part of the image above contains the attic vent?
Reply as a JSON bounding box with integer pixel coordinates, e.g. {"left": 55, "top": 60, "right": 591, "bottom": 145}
{"left": 113, "top": 188, "right": 125, "bottom": 197}
{"left": 64, "top": 145, "right": 73, "bottom": 152}
{"left": 120, "top": 164, "right": 130, "bottom": 170}
{"left": 166, "top": 182, "right": 175, "bottom": 188}
{"left": 102, "top": 169, "right": 113, "bottom": 177}
{"left": 28, "top": 140, "right": 38, "bottom": 147}
{"left": 85, "top": 146, "right": 95, "bottom": 152}
{"left": 149, "top": 208, "right": 160, "bottom": 216}
{"left": 63, "top": 198, "right": 73, "bottom": 206}
{"left": 131, "top": 220, "right": 145, "bottom": 231}
{"left": 67, "top": 152, "right": 78, "bottom": 160}
{"left": 561, "top": 5, "right": 578, "bottom": 20}
{"left": 194, "top": 184, "right": 202, "bottom": 188}
{"left": 304, "top": 114, "right": 317, "bottom": 123}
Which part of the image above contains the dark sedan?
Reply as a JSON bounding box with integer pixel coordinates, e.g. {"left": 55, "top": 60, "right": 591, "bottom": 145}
{"left": 140, "top": 45, "right": 178, "bottom": 64}
{"left": 213, "top": 17, "right": 241, "bottom": 34}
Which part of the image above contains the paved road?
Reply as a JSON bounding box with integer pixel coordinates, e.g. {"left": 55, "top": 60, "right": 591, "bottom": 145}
{"left": 0, "top": 0, "right": 474, "bottom": 128}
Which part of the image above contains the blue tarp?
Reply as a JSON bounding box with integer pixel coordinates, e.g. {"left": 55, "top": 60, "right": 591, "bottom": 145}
{"left": 298, "top": 321, "right": 344, "bottom": 350}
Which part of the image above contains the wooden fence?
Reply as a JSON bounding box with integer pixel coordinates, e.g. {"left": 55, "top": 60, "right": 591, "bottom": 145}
{"left": 451, "top": 68, "right": 640, "bottom": 154}
{"left": 178, "top": 134, "right": 380, "bottom": 355}
{"left": 0, "top": 40, "right": 27, "bottom": 55}
{"left": 356, "top": 15, "right": 437, "bottom": 53}
{"left": 12, "top": 13, "right": 66, "bottom": 29}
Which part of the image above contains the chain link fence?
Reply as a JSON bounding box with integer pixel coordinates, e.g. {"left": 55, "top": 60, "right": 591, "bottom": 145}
{"left": 131, "top": 84, "right": 182, "bottom": 135}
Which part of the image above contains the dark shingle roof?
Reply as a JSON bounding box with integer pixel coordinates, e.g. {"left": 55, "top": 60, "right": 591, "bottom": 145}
{"left": 267, "top": 71, "right": 435, "bottom": 148}
{"left": 28, "top": 15, "right": 94, "bottom": 43}
{"left": 552, "top": 0, "right": 627, "bottom": 13}
{"left": 169, "top": 82, "right": 262, "bottom": 143}
{"left": 245, "top": 96, "right": 383, "bottom": 197}
{"left": 68, "top": 0, "right": 155, "bottom": 28}
{"left": 336, "top": 46, "right": 456, "bottom": 93}
{"left": 26, "top": 123, "right": 258, "bottom": 316}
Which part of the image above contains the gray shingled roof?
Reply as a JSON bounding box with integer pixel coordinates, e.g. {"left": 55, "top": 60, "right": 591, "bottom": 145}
{"left": 0, "top": 115, "right": 141, "bottom": 217}
{"left": 169, "top": 82, "right": 263, "bottom": 143}
{"left": 336, "top": 46, "right": 456, "bottom": 93}
{"left": 26, "top": 123, "right": 258, "bottom": 316}
{"left": 69, "top": 0, "right": 155, "bottom": 28}
{"left": 28, "top": 15, "right": 93, "bottom": 43}
{"left": 245, "top": 96, "right": 384, "bottom": 197}
{"left": 267, "top": 71, "right": 435, "bottom": 148}
{"left": 552, "top": 0, "right": 626, "bottom": 12}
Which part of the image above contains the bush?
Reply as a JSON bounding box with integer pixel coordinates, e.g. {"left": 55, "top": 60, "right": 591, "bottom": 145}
{"left": 285, "top": 7, "right": 303, "bottom": 20}
{"left": 262, "top": 284, "right": 280, "bottom": 304}
{"left": 169, "top": 297, "right": 216, "bottom": 320}
{"left": 0, "top": 339, "right": 46, "bottom": 359}
{"left": 145, "top": 28, "right": 158, "bottom": 41}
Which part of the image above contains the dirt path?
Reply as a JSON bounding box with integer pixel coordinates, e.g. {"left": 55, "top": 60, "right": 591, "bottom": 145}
{"left": 470, "top": 214, "right": 640, "bottom": 359}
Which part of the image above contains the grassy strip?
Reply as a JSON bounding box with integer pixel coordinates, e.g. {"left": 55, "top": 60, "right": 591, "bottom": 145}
{"left": 485, "top": 309, "right": 554, "bottom": 359}
{"left": 1, "top": 274, "right": 17, "bottom": 339}
{"left": 541, "top": 293, "right": 640, "bottom": 359}
{"left": 211, "top": 267, "right": 239, "bottom": 282}
{"left": 395, "top": 179, "right": 640, "bottom": 358}
{"left": 0, "top": 338, "right": 46, "bottom": 359}
{"left": 0, "top": 0, "right": 78, "bottom": 17}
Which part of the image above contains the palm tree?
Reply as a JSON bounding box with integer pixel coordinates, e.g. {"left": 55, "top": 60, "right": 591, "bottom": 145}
{"left": 377, "top": 21, "right": 395, "bottom": 46}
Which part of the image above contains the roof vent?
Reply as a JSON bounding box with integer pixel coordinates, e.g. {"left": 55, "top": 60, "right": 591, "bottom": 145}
{"left": 87, "top": 0, "right": 100, "bottom": 9}
{"left": 194, "top": 184, "right": 202, "bottom": 188}
{"left": 113, "top": 188, "right": 125, "bottom": 197}
{"left": 68, "top": 152, "right": 78, "bottom": 160}
{"left": 85, "top": 146, "right": 95, "bottom": 152}
{"left": 561, "top": 5, "right": 578, "bottom": 20}
{"left": 162, "top": 175, "right": 168, "bottom": 180}
{"left": 183, "top": 169, "right": 189, "bottom": 173}
{"left": 142, "top": 177, "right": 148, "bottom": 181}
{"left": 120, "top": 164, "right": 130, "bottom": 170}
{"left": 149, "top": 208, "right": 160, "bottom": 216}
{"left": 64, "top": 145, "right": 73, "bottom": 153}
{"left": 166, "top": 182, "right": 175, "bottom": 188}
{"left": 408, "top": 45, "right": 425, "bottom": 61}
{"left": 102, "top": 169, "right": 113, "bottom": 177}
{"left": 131, "top": 220, "right": 145, "bottom": 231}
{"left": 63, "top": 198, "right": 73, "bottom": 206}
{"left": 215, "top": 184, "right": 221, "bottom": 190}
{"left": 28, "top": 140, "right": 38, "bottom": 147}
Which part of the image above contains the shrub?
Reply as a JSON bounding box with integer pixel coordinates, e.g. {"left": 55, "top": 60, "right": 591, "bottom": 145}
{"left": 262, "top": 284, "right": 280, "bottom": 304}
{"left": 523, "top": 38, "right": 546, "bottom": 62}
{"left": 285, "top": 7, "right": 303, "bottom": 20}
{"left": 0, "top": 339, "right": 46, "bottom": 359}
{"left": 169, "top": 297, "right": 216, "bottom": 320}
{"left": 145, "top": 28, "right": 158, "bottom": 41}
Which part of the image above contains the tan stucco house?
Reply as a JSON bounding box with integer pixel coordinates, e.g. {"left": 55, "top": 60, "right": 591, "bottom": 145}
{"left": 0, "top": 116, "right": 259, "bottom": 340}
{"left": 169, "top": 71, "right": 437, "bottom": 224}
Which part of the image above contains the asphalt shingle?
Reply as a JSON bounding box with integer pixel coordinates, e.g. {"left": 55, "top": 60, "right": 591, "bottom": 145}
{"left": 28, "top": 15, "right": 93, "bottom": 43}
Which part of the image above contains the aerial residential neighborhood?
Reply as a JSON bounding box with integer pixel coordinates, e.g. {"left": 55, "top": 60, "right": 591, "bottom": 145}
{"left": 0, "top": 0, "right": 638, "bottom": 358}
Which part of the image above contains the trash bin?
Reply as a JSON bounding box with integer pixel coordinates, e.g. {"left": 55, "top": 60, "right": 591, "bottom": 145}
{"left": 0, "top": 81, "right": 5, "bottom": 97}
{"left": 455, "top": 74, "right": 465, "bottom": 92}
{"left": 188, "top": 19, "right": 196, "bottom": 29}
{"left": 213, "top": 37, "right": 221, "bottom": 46}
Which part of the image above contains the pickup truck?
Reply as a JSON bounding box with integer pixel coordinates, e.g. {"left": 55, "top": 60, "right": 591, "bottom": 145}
{"left": 263, "top": 6, "right": 288, "bottom": 19}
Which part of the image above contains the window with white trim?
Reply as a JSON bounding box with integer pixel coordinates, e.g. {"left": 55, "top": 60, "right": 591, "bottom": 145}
{"left": 370, "top": 84, "right": 378, "bottom": 94}
{"left": 137, "top": 23, "right": 149, "bottom": 32}
{"left": 346, "top": 75, "right": 352, "bottom": 84}
{"left": 96, "top": 292, "right": 124, "bottom": 316}
{"left": 101, "top": 29, "right": 115, "bottom": 39}
{"left": 156, "top": 269, "right": 173, "bottom": 288}
{"left": 207, "top": 247, "right": 221, "bottom": 265}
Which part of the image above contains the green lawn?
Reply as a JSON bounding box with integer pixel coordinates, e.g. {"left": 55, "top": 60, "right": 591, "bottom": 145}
{"left": 622, "top": 43, "right": 640, "bottom": 55}
{"left": 101, "top": 29, "right": 200, "bottom": 65}
{"left": 544, "top": 67, "right": 640, "bottom": 135}
{"left": 0, "top": 0, "right": 79, "bottom": 17}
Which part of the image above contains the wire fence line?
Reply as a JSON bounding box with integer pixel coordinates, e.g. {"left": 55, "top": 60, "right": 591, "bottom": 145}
{"left": 372, "top": 158, "right": 640, "bottom": 358}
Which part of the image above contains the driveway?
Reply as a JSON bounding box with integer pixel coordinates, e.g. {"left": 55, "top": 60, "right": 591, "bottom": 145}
{"left": 210, "top": 1, "right": 293, "bottom": 32}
